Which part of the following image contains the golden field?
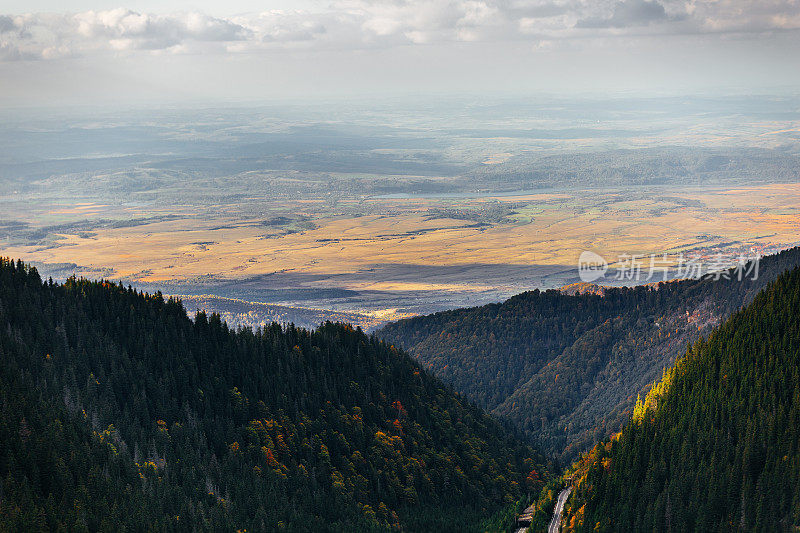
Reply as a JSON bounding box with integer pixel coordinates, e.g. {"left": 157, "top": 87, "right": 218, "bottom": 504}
{"left": 4, "top": 182, "right": 799, "bottom": 296}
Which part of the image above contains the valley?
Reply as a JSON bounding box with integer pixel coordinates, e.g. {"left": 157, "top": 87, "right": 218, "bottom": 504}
{"left": 2, "top": 98, "right": 800, "bottom": 531}
{"left": 3, "top": 98, "right": 800, "bottom": 328}
{"left": 2, "top": 1, "right": 800, "bottom": 529}
{"left": 380, "top": 247, "right": 800, "bottom": 461}
{"left": 4, "top": 182, "right": 799, "bottom": 327}
{"left": 551, "top": 263, "right": 800, "bottom": 531}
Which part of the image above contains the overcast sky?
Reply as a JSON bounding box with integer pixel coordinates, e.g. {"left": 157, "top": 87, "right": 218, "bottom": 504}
{"left": 1, "top": 0, "right": 799, "bottom": 106}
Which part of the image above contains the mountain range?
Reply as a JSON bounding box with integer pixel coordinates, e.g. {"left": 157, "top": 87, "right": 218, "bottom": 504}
{"left": 379, "top": 248, "right": 800, "bottom": 462}
{"left": 0, "top": 258, "right": 550, "bottom": 532}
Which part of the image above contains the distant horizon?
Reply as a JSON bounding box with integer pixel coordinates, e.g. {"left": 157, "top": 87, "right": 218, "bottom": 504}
{"left": 1, "top": 88, "right": 799, "bottom": 114}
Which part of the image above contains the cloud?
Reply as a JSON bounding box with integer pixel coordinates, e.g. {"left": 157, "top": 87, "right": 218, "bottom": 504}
{"left": 0, "top": 42, "right": 21, "bottom": 61}
{"left": 577, "top": 0, "right": 671, "bottom": 29}
{"left": 0, "top": 15, "right": 16, "bottom": 33}
{"left": 689, "top": 0, "right": 800, "bottom": 34}
{"left": 0, "top": 1, "right": 799, "bottom": 61}
{"left": 71, "top": 9, "right": 250, "bottom": 44}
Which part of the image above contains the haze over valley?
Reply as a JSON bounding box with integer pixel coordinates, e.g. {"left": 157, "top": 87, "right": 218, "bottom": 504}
{"left": 3, "top": 96, "right": 799, "bottom": 329}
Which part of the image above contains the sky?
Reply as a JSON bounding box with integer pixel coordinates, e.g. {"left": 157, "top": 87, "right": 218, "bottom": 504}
{"left": 1, "top": 1, "right": 800, "bottom": 106}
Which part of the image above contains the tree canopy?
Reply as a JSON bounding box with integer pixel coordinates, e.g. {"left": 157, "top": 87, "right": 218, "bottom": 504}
{"left": 0, "top": 258, "right": 550, "bottom": 532}
{"left": 380, "top": 247, "right": 800, "bottom": 461}
{"left": 557, "top": 264, "right": 800, "bottom": 531}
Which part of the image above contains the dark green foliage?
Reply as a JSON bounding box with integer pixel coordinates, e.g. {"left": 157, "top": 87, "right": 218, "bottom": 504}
{"left": 0, "top": 258, "right": 550, "bottom": 532}
{"left": 562, "top": 265, "right": 800, "bottom": 532}
{"left": 379, "top": 248, "right": 800, "bottom": 460}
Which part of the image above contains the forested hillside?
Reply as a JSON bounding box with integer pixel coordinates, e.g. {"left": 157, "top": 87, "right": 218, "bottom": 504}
{"left": 379, "top": 247, "right": 800, "bottom": 460}
{"left": 0, "top": 258, "right": 551, "bottom": 532}
{"left": 557, "top": 264, "right": 800, "bottom": 531}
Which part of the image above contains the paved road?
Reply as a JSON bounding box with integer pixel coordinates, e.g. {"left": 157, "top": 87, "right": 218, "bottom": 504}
{"left": 547, "top": 487, "right": 572, "bottom": 533}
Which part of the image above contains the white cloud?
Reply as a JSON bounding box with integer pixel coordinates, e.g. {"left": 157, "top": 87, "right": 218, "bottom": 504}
{"left": 0, "top": 1, "right": 799, "bottom": 61}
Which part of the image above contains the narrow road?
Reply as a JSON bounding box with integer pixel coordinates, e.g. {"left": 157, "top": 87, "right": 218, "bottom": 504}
{"left": 515, "top": 503, "right": 535, "bottom": 533}
{"left": 547, "top": 486, "right": 572, "bottom": 533}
